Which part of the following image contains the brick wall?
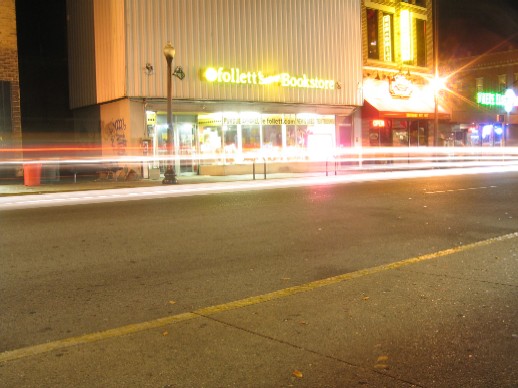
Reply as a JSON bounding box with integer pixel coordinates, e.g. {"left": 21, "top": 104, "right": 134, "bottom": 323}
{"left": 362, "top": 0, "right": 433, "bottom": 72}
{"left": 0, "top": 0, "right": 22, "bottom": 151}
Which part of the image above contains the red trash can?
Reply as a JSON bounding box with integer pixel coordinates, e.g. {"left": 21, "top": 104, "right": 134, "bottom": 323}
{"left": 23, "top": 163, "right": 42, "bottom": 186}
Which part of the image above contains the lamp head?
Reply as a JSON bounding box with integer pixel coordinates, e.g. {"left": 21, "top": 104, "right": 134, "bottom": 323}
{"left": 163, "top": 42, "right": 176, "bottom": 62}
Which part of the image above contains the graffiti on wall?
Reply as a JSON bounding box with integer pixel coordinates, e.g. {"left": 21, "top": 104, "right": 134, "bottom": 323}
{"left": 105, "top": 118, "right": 127, "bottom": 155}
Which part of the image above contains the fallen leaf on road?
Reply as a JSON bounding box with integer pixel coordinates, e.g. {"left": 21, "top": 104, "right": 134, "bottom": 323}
{"left": 377, "top": 355, "right": 389, "bottom": 362}
{"left": 292, "top": 370, "right": 303, "bottom": 378}
{"left": 362, "top": 296, "right": 370, "bottom": 301}
{"left": 168, "top": 300, "right": 176, "bottom": 305}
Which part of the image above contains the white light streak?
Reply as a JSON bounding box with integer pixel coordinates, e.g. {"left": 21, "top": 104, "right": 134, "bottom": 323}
{"left": 2, "top": 165, "right": 518, "bottom": 211}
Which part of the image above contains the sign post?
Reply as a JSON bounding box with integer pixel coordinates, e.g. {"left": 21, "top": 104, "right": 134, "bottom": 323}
{"left": 503, "top": 89, "right": 516, "bottom": 147}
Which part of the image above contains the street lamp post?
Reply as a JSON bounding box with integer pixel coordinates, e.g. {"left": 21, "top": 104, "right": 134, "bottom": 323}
{"left": 434, "top": 87, "right": 439, "bottom": 145}
{"left": 433, "top": 0, "right": 440, "bottom": 146}
{"left": 163, "top": 42, "right": 178, "bottom": 184}
{"left": 503, "top": 88, "right": 516, "bottom": 147}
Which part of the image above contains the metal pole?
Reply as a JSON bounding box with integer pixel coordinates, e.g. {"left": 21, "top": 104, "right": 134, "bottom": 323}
{"left": 433, "top": 0, "right": 440, "bottom": 146}
{"left": 163, "top": 42, "right": 177, "bottom": 184}
{"left": 508, "top": 111, "right": 511, "bottom": 146}
{"left": 166, "top": 57, "right": 173, "bottom": 163}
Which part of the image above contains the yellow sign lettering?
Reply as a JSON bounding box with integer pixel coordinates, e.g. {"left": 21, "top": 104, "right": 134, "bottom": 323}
{"left": 204, "top": 67, "right": 334, "bottom": 90}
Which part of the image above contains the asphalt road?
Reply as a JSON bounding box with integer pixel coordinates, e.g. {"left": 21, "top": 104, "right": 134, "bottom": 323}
{"left": 1, "top": 170, "right": 517, "bottom": 387}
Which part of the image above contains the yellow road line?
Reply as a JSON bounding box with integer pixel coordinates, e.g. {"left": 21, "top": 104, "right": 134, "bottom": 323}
{"left": 1, "top": 232, "right": 516, "bottom": 364}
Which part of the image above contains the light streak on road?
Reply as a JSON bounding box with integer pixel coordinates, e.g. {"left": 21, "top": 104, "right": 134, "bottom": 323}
{"left": 1, "top": 165, "right": 518, "bottom": 211}
{"left": 2, "top": 146, "right": 518, "bottom": 167}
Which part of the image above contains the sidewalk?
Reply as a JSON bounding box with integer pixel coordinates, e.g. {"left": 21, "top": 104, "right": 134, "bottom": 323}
{"left": 1, "top": 233, "right": 517, "bottom": 387}
{"left": 0, "top": 172, "right": 327, "bottom": 197}
{"left": 4, "top": 161, "right": 517, "bottom": 197}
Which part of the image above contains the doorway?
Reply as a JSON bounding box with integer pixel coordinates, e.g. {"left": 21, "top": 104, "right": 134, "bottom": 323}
{"left": 175, "top": 115, "right": 197, "bottom": 174}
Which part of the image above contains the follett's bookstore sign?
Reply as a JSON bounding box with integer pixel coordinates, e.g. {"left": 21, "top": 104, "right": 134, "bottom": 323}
{"left": 204, "top": 67, "right": 336, "bottom": 90}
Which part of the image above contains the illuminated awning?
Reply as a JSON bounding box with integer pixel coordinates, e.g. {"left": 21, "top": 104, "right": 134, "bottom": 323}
{"left": 363, "top": 78, "right": 450, "bottom": 119}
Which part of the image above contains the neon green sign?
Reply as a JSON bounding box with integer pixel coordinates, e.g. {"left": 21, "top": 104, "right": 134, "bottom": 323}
{"left": 477, "top": 91, "right": 518, "bottom": 107}
{"left": 204, "top": 67, "right": 335, "bottom": 90}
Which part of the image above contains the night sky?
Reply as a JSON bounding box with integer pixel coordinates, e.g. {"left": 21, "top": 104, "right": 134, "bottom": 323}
{"left": 14, "top": 0, "right": 518, "bottom": 140}
{"left": 439, "top": 0, "right": 518, "bottom": 60}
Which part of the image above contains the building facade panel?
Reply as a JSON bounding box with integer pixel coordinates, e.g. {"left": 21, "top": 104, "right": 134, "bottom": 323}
{"left": 124, "top": 0, "right": 362, "bottom": 107}
{"left": 67, "top": 0, "right": 98, "bottom": 109}
{"left": 67, "top": 0, "right": 363, "bottom": 176}
{"left": 93, "top": 0, "right": 126, "bottom": 103}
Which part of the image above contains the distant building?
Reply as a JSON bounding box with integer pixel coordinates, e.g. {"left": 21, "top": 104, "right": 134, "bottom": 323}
{"left": 443, "top": 49, "right": 518, "bottom": 146}
{"left": 66, "top": 0, "right": 363, "bottom": 176}
{"left": 361, "top": 0, "right": 449, "bottom": 147}
{"left": 0, "top": 0, "right": 22, "bottom": 166}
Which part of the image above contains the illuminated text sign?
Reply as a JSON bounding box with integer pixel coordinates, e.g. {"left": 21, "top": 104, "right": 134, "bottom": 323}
{"left": 406, "top": 113, "right": 429, "bottom": 118}
{"left": 382, "top": 15, "right": 392, "bottom": 62}
{"left": 146, "top": 111, "right": 156, "bottom": 125}
{"left": 477, "top": 91, "right": 518, "bottom": 108}
{"left": 204, "top": 67, "right": 335, "bottom": 90}
{"left": 198, "top": 114, "right": 335, "bottom": 126}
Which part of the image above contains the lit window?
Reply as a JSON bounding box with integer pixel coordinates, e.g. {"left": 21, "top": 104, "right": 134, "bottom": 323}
{"left": 400, "top": 10, "right": 412, "bottom": 63}
{"left": 476, "top": 77, "right": 484, "bottom": 93}
{"left": 415, "top": 18, "right": 426, "bottom": 67}
{"left": 498, "top": 74, "right": 507, "bottom": 91}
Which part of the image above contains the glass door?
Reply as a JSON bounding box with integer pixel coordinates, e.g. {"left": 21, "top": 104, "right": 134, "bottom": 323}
{"left": 175, "top": 116, "right": 197, "bottom": 174}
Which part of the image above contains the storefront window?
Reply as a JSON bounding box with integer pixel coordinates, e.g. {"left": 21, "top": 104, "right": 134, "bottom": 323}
{"left": 155, "top": 124, "right": 168, "bottom": 152}
{"left": 194, "top": 112, "right": 337, "bottom": 164}
{"left": 198, "top": 113, "right": 224, "bottom": 162}
{"left": 223, "top": 125, "right": 238, "bottom": 161}
{"left": 306, "top": 117, "right": 335, "bottom": 159}
{"left": 261, "top": 126, "right": 280, "bottom": 156}
{"left": 224, "top": 125, "right": 237, "bottom": 148}
{"left": 392, "top": 119, "right": 408, "bottom": 146}
{"left": 286, "top": 125, "right": 297, "bottom": 147}
{"left": 242, "top": 125, "right": 260, "bottom": 153}
{"left": 200, "top": 126, "right": 222, "bottom": 154}
{"left": 409, "top": 120, "right": 429, "bottom": 146}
